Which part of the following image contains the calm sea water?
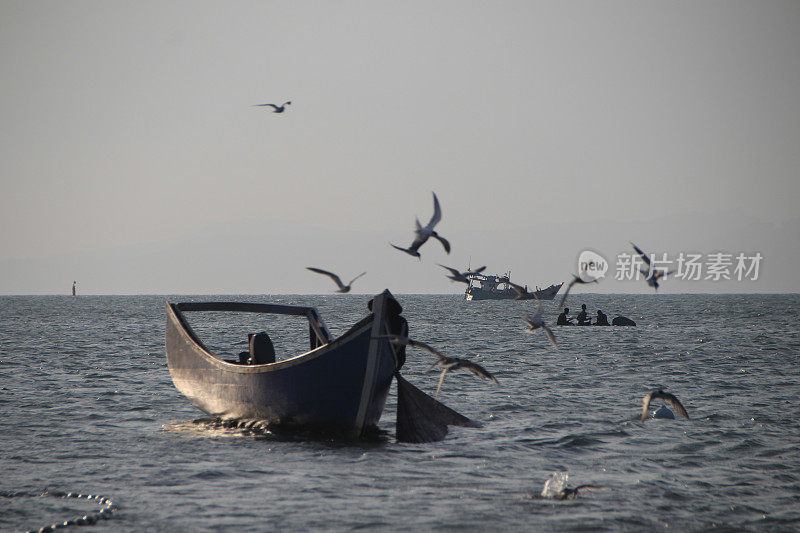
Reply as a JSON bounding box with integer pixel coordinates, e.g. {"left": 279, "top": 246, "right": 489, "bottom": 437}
{"left": 1, "top": 293, "right": 799, "bottom": 532}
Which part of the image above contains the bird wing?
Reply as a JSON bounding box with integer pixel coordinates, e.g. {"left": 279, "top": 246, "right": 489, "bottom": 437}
{"left": 641, "top": 391, "right": 654, "bottom": 420}
{"left": 523, "top": 314, "right": 540, "bottom": 330}
{"left": 470, "top": 266, "right": 487, "bottom": 275}
{"left": 557, "top": 280, "right": 575, "bottom": 310}
{"left": 404, "top": 337, "right": 446, "bottom": 360}
{"left": 254, "top": 103, "right": 279, "bottom": 109}
{"left": 426, "top": 192, "right": 442, "bottom": 229}
{"left": 433, "top": 233, "right": 451, "bottom": 253}
{"left": 391, "top": 241, "right": 423, "bottom": 256}
{"left": 347, "top": 271, "right": 367, "bottom": 287}
{"left": 631, "top": 242, "right": 651, "bottom": 266}
{"left": 306, "top": 267, "right": 344, "bottom": 289}
{"left": 438, "top": 264, "right": 461, "bottom": 277}
{"left": 507, "top": 280, "right": 527, "bottom": 295}
{"left": 542, "top": 324, "right": 558, "bottom": 349}
{"left": 532, "top": 291, "right": 543, "bottom": 314}
{"left": 461, "top": 359, "right": 499, "bottom": 383}
{"left": 655, "top": 391, "right": 690, "bottom": 419}
{"left": 390, "top": 243, "right": 410, "bottom": 253}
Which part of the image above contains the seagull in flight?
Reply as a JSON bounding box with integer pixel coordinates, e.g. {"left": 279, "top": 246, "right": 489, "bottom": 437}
{"left": 631, "top": 242, "right": 675, "bottom": 291}
{"left": 523, "top": 296, "right": 558, "bottom": 348}
{"left": 379, "top": 334, "right": 498, "bottom": 396}
{"left": 556, "top": 273, "right": 599, "bottom": 310}
{"left": 306, "top": 267, "right": 366, "bottom": 293}
{"left": 438, "top": 264, "right": 486, "bottom": 284}
{"left": 502, "top": 278, "right": 546, "bottom": 301}
{"left": 254, "top": 101, "right": 292, "bottom": 113}
{"left": 391, "top": 192, "right": 450, "bottom": 259}
{"left": 641, "top": 389, "right": 690, "bottom": 421}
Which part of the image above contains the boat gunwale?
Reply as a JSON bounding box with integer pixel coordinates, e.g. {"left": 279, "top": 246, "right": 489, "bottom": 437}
{"left": 166, "top": 302, "right": 375, "bottom": 374}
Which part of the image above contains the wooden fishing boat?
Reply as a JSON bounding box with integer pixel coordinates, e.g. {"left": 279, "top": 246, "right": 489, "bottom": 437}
{"left": 465, "top": 272, "right": 562, "bottom": 301}
{"left": 165, "top": 290, "right": 400, "bottom": 438}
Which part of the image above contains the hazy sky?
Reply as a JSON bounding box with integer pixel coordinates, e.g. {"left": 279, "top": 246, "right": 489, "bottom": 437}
{"left": 1, "top": 1, "right": 798, "bottom": 294}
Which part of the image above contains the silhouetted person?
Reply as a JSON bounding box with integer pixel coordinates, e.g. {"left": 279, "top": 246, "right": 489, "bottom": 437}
{"left": 369, "top": 295, "right": 408, "bottom": 370}
{"left": 72, "top": 281, "right": 76, "bottom": 296}
{"left": 238, "top": 332, "right": 276, "bottom": 365}
{"left": 595, "top": 309, "right": 610, "bottom": 326}
{"left": 576, "top": 304, "right": 590, "bottom": 325}
{"left": 557, "top": 307, "right": 572, "bottom": 326}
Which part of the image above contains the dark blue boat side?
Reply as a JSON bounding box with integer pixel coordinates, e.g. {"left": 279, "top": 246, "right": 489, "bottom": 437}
{"left": 165, "top": 291, "right": 399, "bottom": 438}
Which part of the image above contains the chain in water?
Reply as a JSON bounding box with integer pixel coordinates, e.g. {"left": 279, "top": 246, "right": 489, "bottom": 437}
{"left": 0, "top": 489, "right": 118, "bottom": 532}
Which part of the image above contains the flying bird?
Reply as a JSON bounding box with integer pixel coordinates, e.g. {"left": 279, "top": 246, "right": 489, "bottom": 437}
{"left": 557, "top": 273, "right": 599, "bottom": 310}
{"left": 379, "top": 334, "right": 498, "bottom": 396}
{"left": 306, "top": 267, "right": 366, "bottom": 293}
{"left": 504, "top": 279, "right": 535, "bottom": 300}
{"left": 391, "top": 192, "right": 450, "bottom": 259}
{"left": 631, "top": 242, "right": 675, "bottom": 291}
{"left": 254, "top": 101, "right": 292, "bottom": 113}
{"left": 523, "top": 297, "right": 558, "bottom": 348}
{"left": 438, "top": 264, "right": 486, "bottom": 284}
{"left": 641, "top": 389, "right": 690, "bottom": 421}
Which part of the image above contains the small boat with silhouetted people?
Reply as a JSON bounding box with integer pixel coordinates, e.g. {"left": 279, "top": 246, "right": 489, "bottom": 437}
{"left": 165, "top": 289, "right": 481, "bottom": 442}
{"left": 165, "top": 290, "right": 401, "bottom": 438}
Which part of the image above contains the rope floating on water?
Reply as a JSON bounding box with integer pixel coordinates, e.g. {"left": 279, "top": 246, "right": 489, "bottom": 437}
{"left": 1, "top": 489, "right": 118, "bottom": 532}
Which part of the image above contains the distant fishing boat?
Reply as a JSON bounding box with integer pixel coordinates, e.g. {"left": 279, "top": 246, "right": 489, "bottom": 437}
{"left": 165, "top": 290, "right": 400, "bottom": 438}
{"left": 464, "top": 272, "right": 562, "bottom": 301}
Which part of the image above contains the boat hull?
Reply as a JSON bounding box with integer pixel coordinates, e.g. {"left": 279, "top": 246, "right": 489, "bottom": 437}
{"left": 466, "top": 283, "right": 562, "bottom": 301}
{"left": 165, "top": 293, "right": 398, "bottom": 437}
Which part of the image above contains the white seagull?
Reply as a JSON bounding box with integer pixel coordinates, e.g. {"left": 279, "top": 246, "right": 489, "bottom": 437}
{"left": 306, "top": 267, "right": 366, "bottom": 293}
{"left": 523, "top": 296, "right": 558, "bottom": 348}
{"left": 391, "top": 192, "right": 451, "bottom": 259}
{"left": 640, "top": 389, "right": 690, "bottom": 421}
{"left": 379, "top": 334, "right": 498, "bottom": 396}
{"left": 631, "top": 242, "right": 675, "bottom": 291}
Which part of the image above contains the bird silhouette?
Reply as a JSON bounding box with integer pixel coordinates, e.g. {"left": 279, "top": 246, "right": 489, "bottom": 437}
{"left": 254, "top": 101, "right": 291, "bottom": 113}
{"left": 556, "top": 273, "right": 599, "bottom": 310}
{"left": 379, "top": 334, "right": 498, "bottom": 396}
{"left": 438, "top": 264, "right": 486, "bottom": 284}
{"left": 504, "top": 279, "right": 537, "bottom": 300}
{"left": 641, "top": 389, "right": 690, "bottom": 420}
{"left": 631, "top": 242, "right": 675, "bottom": 291}
{"left": 391, "top": 192, "right": 450, "bottom": 259}
{"left": 523, "top": 296, "right": 558, "bottom": 348}
{"left": 306, "top": 267, "right": 366, "bottom": 293}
